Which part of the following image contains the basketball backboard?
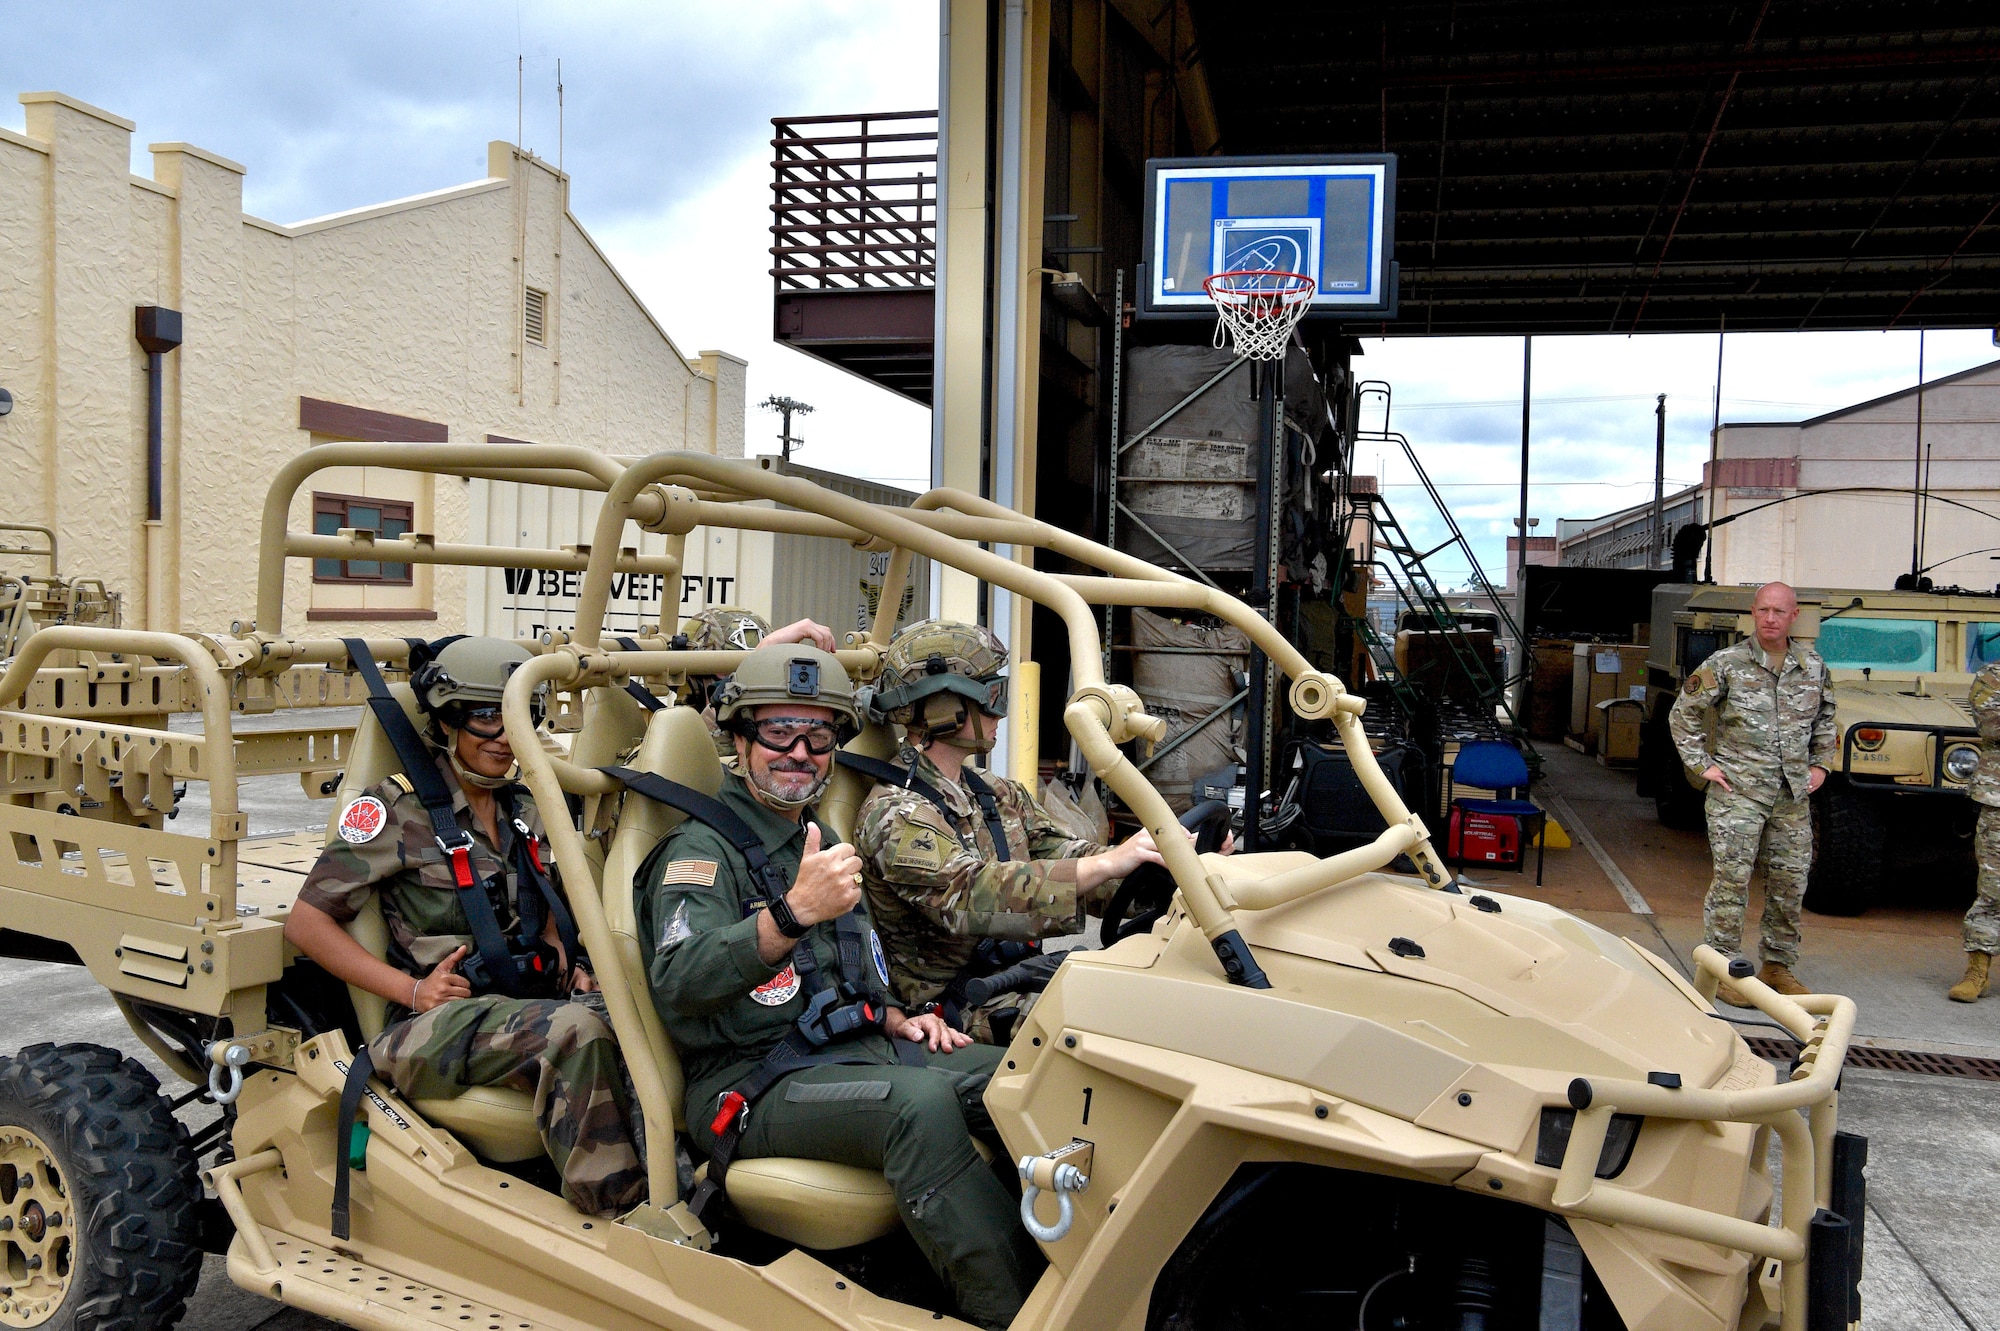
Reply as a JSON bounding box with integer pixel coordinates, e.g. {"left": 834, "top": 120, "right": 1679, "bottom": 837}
{"left": 1138, "top": 154, "right": 1398, "bottom": 321}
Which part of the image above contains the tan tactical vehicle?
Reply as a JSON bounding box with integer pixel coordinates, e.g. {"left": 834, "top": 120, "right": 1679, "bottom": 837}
{"left": 0, "top": 522, "right": 120, "bottom": 659}
{"left": 1639, "top": 582, "right": 1992, "bottom": 914}
{"left": 0, "top": 446, "right": 1861, "bottom": 1331}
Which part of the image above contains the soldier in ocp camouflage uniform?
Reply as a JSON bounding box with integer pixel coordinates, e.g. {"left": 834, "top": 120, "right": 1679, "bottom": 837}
{"left": 285, "top": 638, "right": 644, "bottom": 1217}
{"left": 1669, "top": 583, "right": 1837, "bottom": 1002}
{"left": 1951, "top": 660, "right": 2000, "bottom": 1001}
{"left": 854, "top": 620, "right": 1195, "bottom": 1042}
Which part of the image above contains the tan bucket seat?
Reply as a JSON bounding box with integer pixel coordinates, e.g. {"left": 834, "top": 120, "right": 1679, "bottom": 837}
{"left": 598, "top": 702, "right": 909, "bottom": 1250}
{"left": 325, "top": 681, "right": 544, "bottom": 1163}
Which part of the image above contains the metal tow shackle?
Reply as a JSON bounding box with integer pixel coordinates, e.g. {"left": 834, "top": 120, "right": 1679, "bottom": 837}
{"left": 1017, "top": 1155, "right": 1089, "bottom": 1243}
{"left": 207, "top": 1042, "right": 251, "bottom": 1105}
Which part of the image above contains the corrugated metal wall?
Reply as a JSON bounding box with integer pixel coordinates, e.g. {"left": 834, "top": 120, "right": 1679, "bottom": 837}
{"left": 466, "top": 458, "right": 927, "bottom": 640}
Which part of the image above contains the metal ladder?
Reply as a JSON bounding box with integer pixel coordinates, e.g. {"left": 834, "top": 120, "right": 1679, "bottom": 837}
{"left": 1342, "top": 381, "right": 1530, "bottom": 737}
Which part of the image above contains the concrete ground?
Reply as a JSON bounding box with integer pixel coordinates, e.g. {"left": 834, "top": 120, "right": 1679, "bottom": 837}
{"left": 1495, "top": 743, "right": 2000, "bottom": 1329}
{"left": 1, "top": 726, "right": 1993, "bottom": 1327}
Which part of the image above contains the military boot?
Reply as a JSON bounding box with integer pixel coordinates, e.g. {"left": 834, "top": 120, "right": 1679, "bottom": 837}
{"left": 1757, "top": 962, "right": 1810, "bottom": 996}
{"left": 1948, "top": 952, "right": 1992, "bottom": 1003}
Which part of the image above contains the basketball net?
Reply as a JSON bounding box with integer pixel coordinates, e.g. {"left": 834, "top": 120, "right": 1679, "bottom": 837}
{"left": 1203, "top": 269, "right": 1316, "bottom": 361}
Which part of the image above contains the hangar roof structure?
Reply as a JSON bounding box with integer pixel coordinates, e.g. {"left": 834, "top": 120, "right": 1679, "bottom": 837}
{"left": 1186, "top": 0, "right": 2000, "bottom": 334}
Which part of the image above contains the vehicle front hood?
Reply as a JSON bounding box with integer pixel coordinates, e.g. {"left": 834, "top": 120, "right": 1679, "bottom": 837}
{"left": 1831, "top": 681, "right": 1972, "bottom": 729}
{"left": 1220, "top": 864, "right": 1736, "bottom": 1087}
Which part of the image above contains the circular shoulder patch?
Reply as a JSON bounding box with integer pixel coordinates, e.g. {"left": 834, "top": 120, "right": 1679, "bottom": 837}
{"left": 751, "top": 965, "right": 801, "bottom": 1007}
{"left": 871, "top": 930, "right": 891, "bottom": 987}
{"left": 337, "top": 795, "right": 389, "bottom": 844}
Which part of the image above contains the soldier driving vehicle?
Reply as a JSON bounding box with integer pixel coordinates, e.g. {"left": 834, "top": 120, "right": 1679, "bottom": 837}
{"left": 635, "top": 641, "right": 1038, "bottom": 1329}
{"left": 852, "top": 619, "right": 1225, "bottom": 1043}
{"left": 283, "top": 635, "right": 645, "bottom": 1217}
{"left": 0, "top": 442, "right": 1866, "bottom": 1331}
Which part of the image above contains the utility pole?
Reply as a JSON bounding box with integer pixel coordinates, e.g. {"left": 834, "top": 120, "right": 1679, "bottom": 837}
{"left": 759, "top": 394, "right": 814, "bottom": 462}
{"left": 1703, "top": 318, "right": 1725, "bottom": 583}
{"left": 1651, "top": 393, "right": 1667, "bottom": 568}
{"left": 1516, "top": 334, "right": 1532, "bottom": 598}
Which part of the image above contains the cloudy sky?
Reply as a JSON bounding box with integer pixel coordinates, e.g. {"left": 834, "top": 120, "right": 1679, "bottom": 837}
{"left": 7, "top": 3, "right": 1995, "bottom": 585}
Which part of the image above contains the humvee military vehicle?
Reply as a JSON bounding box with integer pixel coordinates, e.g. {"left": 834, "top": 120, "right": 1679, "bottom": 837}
{"left": 0, "top": 445, "right": 1861, "bottom": 1331}
{"left": 1638, "top": 582, "right": 1992, "bottom": 914}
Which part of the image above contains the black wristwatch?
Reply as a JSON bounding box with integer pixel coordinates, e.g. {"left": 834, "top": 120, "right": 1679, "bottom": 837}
{"left": 766, "top": 891, "right": 810, "bottom": 940}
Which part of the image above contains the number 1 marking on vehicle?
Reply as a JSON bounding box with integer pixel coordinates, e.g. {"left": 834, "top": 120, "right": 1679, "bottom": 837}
{"left": 1081, "top": 1087, "right": 1093, "bottom": 1125}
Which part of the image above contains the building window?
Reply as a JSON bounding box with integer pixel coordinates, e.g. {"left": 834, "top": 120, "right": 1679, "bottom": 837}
{"left": 524, "top": 287, "right": 547, "bottom": 345}
{"left": 313, "top": 493, "right": 413, "bottom": 583}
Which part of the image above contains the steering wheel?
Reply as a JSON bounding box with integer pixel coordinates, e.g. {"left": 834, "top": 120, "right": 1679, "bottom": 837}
{"left": 1098, "top": 800, "right": 1232, "bottom": 948}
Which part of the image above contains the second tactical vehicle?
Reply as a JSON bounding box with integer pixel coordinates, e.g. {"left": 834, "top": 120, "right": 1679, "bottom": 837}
{"left": 0, "top": 445, "right": 1861, "bottom": 1331}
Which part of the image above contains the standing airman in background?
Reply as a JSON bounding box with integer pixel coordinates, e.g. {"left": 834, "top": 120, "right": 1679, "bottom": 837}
{"left": 1669, "top": 581, "right": 1836, "bottom": 1004}
{"left": 1951, "top": 660, "right": 2000, "bottom": 1001}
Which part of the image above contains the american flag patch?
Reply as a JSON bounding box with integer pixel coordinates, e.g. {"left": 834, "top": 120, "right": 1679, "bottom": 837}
{"left": 659, "top": 859, "right": 720, "bottom": 887}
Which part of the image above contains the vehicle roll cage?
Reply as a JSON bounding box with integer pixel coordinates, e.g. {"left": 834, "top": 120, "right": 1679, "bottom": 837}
{"left": 1, "top": 444, "right": 1863, "bottom": 1322}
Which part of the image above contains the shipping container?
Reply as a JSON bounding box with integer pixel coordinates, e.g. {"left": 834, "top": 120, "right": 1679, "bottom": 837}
{"left": 466, "top": 457, "right": 930, "bottom": 640}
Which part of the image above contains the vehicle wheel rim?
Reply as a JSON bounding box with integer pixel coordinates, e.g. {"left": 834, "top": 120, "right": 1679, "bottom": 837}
{"left": 0, "top": 1126, "right": 72, "bottom": 1328}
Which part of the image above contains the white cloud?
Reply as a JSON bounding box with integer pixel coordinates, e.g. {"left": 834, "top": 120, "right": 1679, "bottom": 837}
{"left": 1352, "top": 329, "right": 1999, "bottom": 587}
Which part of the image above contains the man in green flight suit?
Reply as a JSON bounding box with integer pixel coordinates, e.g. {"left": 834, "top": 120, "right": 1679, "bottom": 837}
{"left": 1669, "top": 581, "right": 1837, "bottom": 1004}
{"left": 286, "top": 637, "right": 644, "bottom": 1217}
{"left": 637, "top": 641, "right": 1038, "bottom": 1330}
{"left": 854, "top": 620, "right": 1214, "bottom": 1042}
{"left": 1951, "top": 658, "right": 2000, "bottom": 1001}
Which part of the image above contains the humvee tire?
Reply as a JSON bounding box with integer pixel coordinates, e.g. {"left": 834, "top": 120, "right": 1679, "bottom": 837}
{"left": 0, "top": 1044, "right": 202, "bottom": 1331}
{"left": 1804, "top": 779, "right": 1885, "bottom": 917}
{"left": 1642, "top": 712, "right": 1705, "bottom": 831}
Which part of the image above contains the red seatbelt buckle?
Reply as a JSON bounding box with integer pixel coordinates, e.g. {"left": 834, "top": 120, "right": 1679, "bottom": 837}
{"left": 514, "top": 819, "right": 546, "bottom": 872}
{"left": 862, "top": 1002, "right": 877, "bottom": 1024}
{"left": 442, "top": 842, "right": 475, "bottom": 888}
{"left": 710, "top": 1091, "right": 748, "bottom": 1137}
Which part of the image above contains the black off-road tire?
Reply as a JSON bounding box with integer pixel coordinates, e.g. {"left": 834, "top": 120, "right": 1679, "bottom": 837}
{"left": 1804, "top": 781, "right": 1885, "bottom": 917}
{"left": 1644, "top": 714, "right": 1706, "bottom": 831}
{"left": 0, "top": 1043, "right": 203, "bottom": 1331}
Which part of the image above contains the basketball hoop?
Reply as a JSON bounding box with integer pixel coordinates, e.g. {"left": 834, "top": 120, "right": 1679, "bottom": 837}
{"left": 1203, "top": 269, "right": 1316, "bottom": 361}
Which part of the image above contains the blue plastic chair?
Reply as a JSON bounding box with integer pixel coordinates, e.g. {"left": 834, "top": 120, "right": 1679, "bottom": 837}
{"left": 1446, "top": 739, "right": 1546, "bottom": 885}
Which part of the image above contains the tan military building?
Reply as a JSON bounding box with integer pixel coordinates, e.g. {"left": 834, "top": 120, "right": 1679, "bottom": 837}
{"left": 0, "top": 90, "right": 746, "bottom": 640}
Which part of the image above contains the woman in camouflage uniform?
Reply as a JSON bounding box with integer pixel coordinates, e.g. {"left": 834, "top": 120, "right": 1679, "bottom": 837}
{"left": 283, "top": 637, "right": 645, "bottom": 1217}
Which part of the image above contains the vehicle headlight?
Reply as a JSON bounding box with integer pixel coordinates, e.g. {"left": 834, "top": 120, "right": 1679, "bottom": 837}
{"left": 1534, "top": 1107, "right": 1643, "bottom": 1179}
{"left": 1944, "top": 744, "right": 1981, "bottom": 783}
{"left": 1852, "top": 727, "right": 1887, "bottom": 752}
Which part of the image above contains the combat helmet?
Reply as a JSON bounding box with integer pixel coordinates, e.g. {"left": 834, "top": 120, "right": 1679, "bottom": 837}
{"left": 410, "top": 636, "right": 542, "bottom": 788}
{"left": 713, "top": 644, "right": 862, "bottom": 808}
{"left": 873, "top": 619, "right": 1009, "bottom": 747}
{"left": 676, "top": 606, "right": 771, "bottom": 652}
{"left": 714, "top": 643, "right": 864, "bottom": 739}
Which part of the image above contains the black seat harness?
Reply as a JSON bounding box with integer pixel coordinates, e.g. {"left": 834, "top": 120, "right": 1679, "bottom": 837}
{"left": 833, "top": 750, "right": 1011, "bottom": 861}
{"left": 331, "top": 639, "right": 585, "bottom": 1239}
{"left": 611, "top": 637, "right": 670, "bottom": 713}
{"left": 603, "top": 764, "right": 920, "bottom": 1227}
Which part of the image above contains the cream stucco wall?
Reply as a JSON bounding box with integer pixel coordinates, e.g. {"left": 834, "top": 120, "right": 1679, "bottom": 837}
{"left": 1706, "top": 361, "right": 2000, "bottom": 590}
{"left": 0, "top": 91, "right": 746, "bottom": 641}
